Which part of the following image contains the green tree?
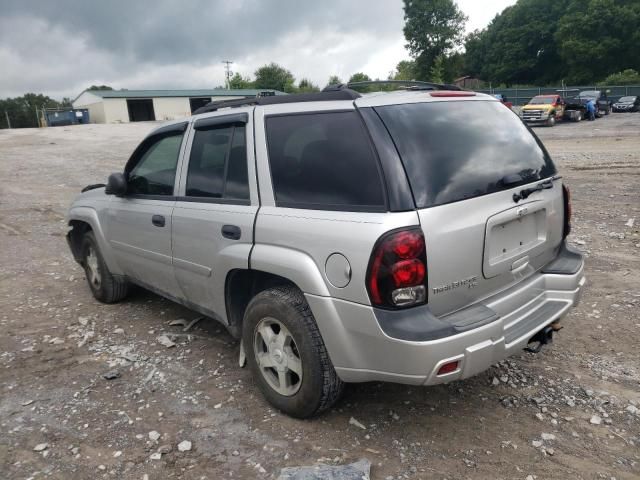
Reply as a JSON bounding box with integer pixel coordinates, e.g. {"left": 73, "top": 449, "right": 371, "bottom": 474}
{"left": 348, "top": 72, "right": 372, "bottom": 84}
{"left": 403, "top": 0, "right": 467, "bottom": 79}
{"left": 430, "top": 55, "right": 445, "bottom": 83}
{"left": 441, "top": 52, "right": 465, "bottom": 83}
{"left": 87, "top": 85, "right": 113, "bottom": 91}
{"left": 327, "top": 75, "right": 342, "bottom": 86}
{"left": 462, "top": 0, "right": 640, "bottom": 86}
{"left": 602, "top": 69, "right": 640, "bottom": 85}
{"left": 228, "top": 72, "right": 254, "bottom": 89}
{"left": 347, "top": 72, "right": 373, "bottom": 92}
{"left": 298, "top": 78, "right": 320, "bottom": 93}
{"left": 556, "top": 0, "right": 640, "bottom": 84}
{"left": 254, "top": 63, "right": 296, "bottom": 92}
{"left": 0, "top": 93, "right": 62, "bottom": 129}
{"left": 391, "top": 60, "right": 416, "bottom": 80}
{"left": 464, "top": 0, "right": 571, "bottom": 86}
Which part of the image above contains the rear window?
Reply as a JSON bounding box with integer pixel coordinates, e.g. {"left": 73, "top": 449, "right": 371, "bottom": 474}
{"left": 376, "top": 101, "right": 556, "bottom": 208}
{"left": 265, "top": 111, "right": 386, "bottom": 211}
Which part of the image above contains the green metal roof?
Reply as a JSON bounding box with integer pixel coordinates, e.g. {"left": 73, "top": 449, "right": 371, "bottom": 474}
{"left": 84, "top": 88, "right": 285, "bottom": 99}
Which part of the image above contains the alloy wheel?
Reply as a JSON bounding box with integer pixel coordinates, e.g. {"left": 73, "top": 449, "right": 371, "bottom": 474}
{"left": 85, "top": 246, "right": 101, "bottom": 289}
{"left": 253, "top": 317, "right": 303, "bottom": 396}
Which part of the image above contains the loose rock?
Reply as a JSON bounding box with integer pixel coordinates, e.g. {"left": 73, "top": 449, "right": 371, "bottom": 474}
{"left": 177, "top": 440, "right": 192, "bottom": 452}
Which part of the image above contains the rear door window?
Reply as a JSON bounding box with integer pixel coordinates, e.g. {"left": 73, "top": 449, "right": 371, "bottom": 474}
{"left": 375, "top": 101, "right": 557, "bottom": 208}
{"left": 185, "top": 124, "right": 249, "bottom": 201}
{"left": 265, "top": 111, "right": 386, "bottom": 211}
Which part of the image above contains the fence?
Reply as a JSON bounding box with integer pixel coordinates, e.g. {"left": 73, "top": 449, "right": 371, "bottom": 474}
{"left": 476, "top": 85, "right": 640, "bottom": 106}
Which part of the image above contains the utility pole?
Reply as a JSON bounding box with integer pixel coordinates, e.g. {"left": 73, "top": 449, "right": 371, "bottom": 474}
{"left": 4, "top": 110, "right": 10, "bottom": 129}
{"left": 222, "top": 60, "right": 233, "bottom": 89}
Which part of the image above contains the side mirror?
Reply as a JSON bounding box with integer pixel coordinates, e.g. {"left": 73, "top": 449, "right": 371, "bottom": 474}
{"left": 105, "top": 172, "right": 127, "bottom": 196}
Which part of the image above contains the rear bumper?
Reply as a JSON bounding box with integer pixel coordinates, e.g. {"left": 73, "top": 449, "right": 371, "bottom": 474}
{"left": 307, "top": 244, "right": 585, "bottom": 385}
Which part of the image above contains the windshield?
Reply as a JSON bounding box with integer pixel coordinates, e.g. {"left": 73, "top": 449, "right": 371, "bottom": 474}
{"left": 578, "top": 91, "right": 598, "bottom": 98}
{"left": 529, "top": 96, "right": 555, "bottom": 104}
{"left": 375, "top": 101, "right": 557, "bottom": 208}
{"left": 618, "top": 96, "right": 636, "bottom": 102}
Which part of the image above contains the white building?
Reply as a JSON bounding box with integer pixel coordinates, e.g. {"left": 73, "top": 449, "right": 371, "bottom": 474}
{"left": 72, "top": 88, "right": 283, "bottom": 123}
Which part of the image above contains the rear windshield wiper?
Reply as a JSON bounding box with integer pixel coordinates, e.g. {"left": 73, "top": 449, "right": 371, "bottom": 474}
{"left": 513, "top": 179, "right": 553, "bottom": 203}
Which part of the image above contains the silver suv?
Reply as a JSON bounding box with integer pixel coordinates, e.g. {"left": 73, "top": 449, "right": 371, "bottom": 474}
{"left": 66, "top": 82, "right": 585, "bottom": 418}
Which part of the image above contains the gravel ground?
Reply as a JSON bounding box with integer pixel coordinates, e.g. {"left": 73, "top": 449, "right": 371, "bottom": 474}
{"left": 1, "top": 113, "right": 639, "bottom": 480}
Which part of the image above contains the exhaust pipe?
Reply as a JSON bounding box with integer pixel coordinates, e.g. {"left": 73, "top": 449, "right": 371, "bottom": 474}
{"left": 525, "top": 325, "right": 554, "bottom": 353}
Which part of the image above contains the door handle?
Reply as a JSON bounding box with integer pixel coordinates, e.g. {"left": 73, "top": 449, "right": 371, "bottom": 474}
{"left": 221, "top": 225, "right": 241, "bottom": 240}
{"left": 152, "top": 214, "right": 165, "bottom": 227}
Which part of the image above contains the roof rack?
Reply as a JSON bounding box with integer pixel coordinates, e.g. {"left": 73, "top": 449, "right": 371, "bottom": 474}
{"left": 323, "top": 80, "right": 462, "bottom": 92}
{"left": 193, "top": 89, "right": 362, "bottom": 114}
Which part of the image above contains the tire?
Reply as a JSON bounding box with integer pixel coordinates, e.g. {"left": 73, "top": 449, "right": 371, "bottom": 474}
{"left": 242, "top": 286, "right": 344, "bottom": 418}
{"left": 80, "top": 231, "right": 128, "bottom": 303}
{"left": 575, "top": 111, "right": 582, "bottom": 122}
{"left": 604, "top": 107, "right": 610, "bottom": 115}
{"left": 546, "top": 115, "right": 556, "bottom": 127}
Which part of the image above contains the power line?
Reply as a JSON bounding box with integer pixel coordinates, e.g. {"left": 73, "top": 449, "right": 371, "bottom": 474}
{"left": 222, "top": 60, "right": 234, "bottom": 89}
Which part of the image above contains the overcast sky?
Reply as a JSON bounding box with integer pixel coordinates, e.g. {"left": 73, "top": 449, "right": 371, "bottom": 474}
{"left": 0, "top": 0, "right": 515, "bottom": 100}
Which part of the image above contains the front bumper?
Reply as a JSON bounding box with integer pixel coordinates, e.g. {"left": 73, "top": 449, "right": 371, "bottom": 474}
{"left": 307, "top": 244, "right": 585, "bottom": 385}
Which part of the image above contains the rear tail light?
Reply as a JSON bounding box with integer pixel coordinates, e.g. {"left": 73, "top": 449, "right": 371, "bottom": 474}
{"left": 562, "top": 184, "right": 572, "bottom": 238}
{"left": 366, "top": 228, "right": 427, "bottom": 309}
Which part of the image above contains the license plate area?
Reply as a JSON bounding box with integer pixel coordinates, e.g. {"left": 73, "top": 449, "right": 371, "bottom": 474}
{"left": 483, "top": 204, "right": 548, "bottom": 278}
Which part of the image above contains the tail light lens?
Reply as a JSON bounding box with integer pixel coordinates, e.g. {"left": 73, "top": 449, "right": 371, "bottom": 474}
{"left": 366, "top": 228, "right": 427, "bottom": 309}
{"left": 562, "top": 184, "right": 572, "bottom": 238}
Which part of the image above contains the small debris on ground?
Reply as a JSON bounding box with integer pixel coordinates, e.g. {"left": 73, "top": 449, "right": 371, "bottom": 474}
{"left": 177, "top": 440, "right": 192, "bottom": 452}
{"left": 102, "top": 370, "right": 120, "bottom": 380}
{"left": 156, "top": 334, "right": 176, "bottom": 348}
{"left": 277, "top": 458, "right": 371, "bottom": 480}
{"left": 349, "top": 417, "right": 367, "bottom": 430}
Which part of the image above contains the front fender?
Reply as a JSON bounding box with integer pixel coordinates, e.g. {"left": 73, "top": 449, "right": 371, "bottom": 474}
{"left": 67, "top": 206, "right": 123, "bottom": 275}
{"left": 250, "top": 244, "right": 330, "bottom": 297}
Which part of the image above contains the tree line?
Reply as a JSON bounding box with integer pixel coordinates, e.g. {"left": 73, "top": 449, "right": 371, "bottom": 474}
{"left": 408, "top": 0, "right": 640, "bottom": 86}
{"left": 227, "top": 0, "right": 640, "bottom": 91}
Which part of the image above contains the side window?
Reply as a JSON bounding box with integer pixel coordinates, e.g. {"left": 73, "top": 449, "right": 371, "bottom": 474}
{"left": 128, "top": 133, "right": 184, "bottom": 196}
{"left": 265, "top": 111, "right": 386, "bottom": 210}
{"left": 185, "top": 124, "right": 249, "bottom": 201}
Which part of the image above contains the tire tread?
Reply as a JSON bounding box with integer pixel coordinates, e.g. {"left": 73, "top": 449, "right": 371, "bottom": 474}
{"left": 245, "top": 285, "right": 344, "bottom": 417}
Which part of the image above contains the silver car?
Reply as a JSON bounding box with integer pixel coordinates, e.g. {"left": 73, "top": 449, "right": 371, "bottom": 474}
{"left": 66, "top": 83, "right": 585, "bottom": 418}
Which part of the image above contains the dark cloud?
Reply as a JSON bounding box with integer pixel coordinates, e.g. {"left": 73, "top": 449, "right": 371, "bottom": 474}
{"left": 0, "top": 0, "right": 408, "bottom": 99}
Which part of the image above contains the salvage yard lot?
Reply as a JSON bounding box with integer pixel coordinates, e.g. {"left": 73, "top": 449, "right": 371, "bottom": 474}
{"left": 1, "top": 113, "right": 639, "bottom": 479}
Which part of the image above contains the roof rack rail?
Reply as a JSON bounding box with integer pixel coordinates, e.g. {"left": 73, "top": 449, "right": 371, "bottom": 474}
{"left": 323, "top": 80, "right": 462, "bottom": 92}
{"left": 193, "top": 89, "right": 362, "bottom": 115}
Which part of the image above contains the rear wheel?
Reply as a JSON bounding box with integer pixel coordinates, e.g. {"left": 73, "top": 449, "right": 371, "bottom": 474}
{"left": 242, "top": 286, "right": 344, "bottom": 418}
{"left": 80, "top": 232, "right": 128, "bottom": 303}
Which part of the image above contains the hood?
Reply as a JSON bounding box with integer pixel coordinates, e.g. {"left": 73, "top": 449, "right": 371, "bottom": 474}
{"left": 522, "top": 103, "right": 554, "bottom": 110}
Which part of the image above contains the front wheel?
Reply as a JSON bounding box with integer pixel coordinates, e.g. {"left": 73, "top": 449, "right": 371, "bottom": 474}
{"left": 242, "top": 286, "right": 344, "bottom": 418}
{"left": 80, "top": 231, "right": 128, "bottom": 303}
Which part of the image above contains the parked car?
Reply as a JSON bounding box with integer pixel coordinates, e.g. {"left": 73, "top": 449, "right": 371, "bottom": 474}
{"left": 612, "top": 95, "right": 640, "bottom": 112}
{"left": 520, "top": 94, "right": 566, "bottom": 126}
{"left": 492, "top": 93, "right": 513, "bottom": 109}
{"left": 66, "top": 84, "right": 585, "bottom": 418}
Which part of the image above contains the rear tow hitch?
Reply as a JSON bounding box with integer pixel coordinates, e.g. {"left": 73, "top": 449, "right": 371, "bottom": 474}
{"left": 525, "top": 325, "right": 554, "bottom": 353}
